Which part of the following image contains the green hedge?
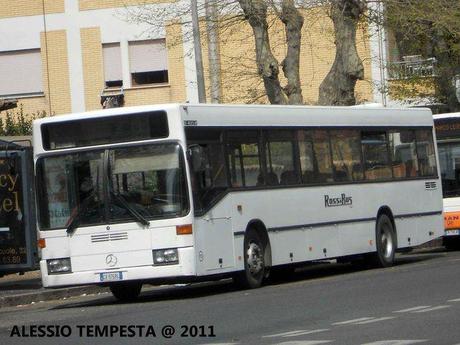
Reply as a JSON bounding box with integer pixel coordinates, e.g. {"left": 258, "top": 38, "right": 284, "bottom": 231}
{"left": 0, "top": 105, "right": 47, "bottom": 136}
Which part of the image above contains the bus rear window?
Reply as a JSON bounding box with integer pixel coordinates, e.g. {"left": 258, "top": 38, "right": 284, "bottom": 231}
{"left": 41, "top": 111, "right": 169, "bottom": 150}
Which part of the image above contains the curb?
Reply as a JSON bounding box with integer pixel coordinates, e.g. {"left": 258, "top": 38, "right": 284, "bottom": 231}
{"left": 0, "top": 285, "right": 110, "bottom": 308}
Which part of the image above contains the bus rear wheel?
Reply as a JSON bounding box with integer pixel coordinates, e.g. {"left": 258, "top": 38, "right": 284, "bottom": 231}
{"left": 372, "top": 214, "right": 396, "bottom": 267}
{"left": 109, "top": 282, "right": 142, "bottom": 301}
{"left": 235, "top": 228, "right": 266, "bottom": 289}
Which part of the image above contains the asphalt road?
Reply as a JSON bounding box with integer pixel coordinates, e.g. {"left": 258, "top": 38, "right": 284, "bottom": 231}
{"left": 1, "top": 249, "right": 460, "bottom": 345}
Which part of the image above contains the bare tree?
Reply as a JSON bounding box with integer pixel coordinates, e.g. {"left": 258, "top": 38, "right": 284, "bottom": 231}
{"left": 318, "top": 0, "right": 366, "bottom": 105}
{"left": 238, "top": 0, "right": 304, "bottom": 104}
{"left": 124, "top": 0, "right": 371, "bottom": 106}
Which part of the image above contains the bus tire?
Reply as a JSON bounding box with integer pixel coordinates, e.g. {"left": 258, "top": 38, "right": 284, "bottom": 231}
{"left": 109, "top": 282, "right": 142, "bottom": 301}
{"left": 235, "top": 228, "right": 266, "bottom": 289}
{"left": 372, "top": 214, "right": 396, "bottom": 267}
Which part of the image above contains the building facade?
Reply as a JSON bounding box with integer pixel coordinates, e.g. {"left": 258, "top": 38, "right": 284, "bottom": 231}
{"left": 0, "top": 0, "right": 384, "bottom": 116}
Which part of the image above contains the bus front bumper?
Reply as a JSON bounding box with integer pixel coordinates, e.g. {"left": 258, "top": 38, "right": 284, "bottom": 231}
{"left": 40, "top": 247, "right": 196, "bottom": 288}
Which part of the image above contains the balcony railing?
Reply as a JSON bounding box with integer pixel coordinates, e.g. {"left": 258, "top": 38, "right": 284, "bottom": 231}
{"left": 387, "top": 56, "right": 437, "bottom": 80}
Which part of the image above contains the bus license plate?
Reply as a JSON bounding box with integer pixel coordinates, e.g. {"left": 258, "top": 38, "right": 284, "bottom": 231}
{"left": 445, "top": 230, "right": 460, "bottom": 236}
{"left": 99, "top": 272, "right": 123, "bottom": 282}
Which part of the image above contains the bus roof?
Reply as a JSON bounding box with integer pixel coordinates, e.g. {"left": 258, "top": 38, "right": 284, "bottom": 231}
{"left": 33, "top": 103, "right": 434, "bottom": 128}
{"left": 33, "top": 103, "right": 180, "bottom": 125}
{"left": 433, "top": 112, "right": 460, "bottom": 120}
{"left": 181, "top": 103, "right": 433, "bottom": 128}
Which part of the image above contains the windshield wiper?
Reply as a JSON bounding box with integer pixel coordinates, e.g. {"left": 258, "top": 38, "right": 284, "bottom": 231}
{"left": 110, "top": 191, "right": 150, "bottom": 227}
{"left": 66, "top": 190, "right": 97, "bottom": 235}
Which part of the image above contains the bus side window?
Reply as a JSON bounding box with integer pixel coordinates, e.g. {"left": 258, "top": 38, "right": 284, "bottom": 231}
{"left": 330, "top": 129, "right": 363, "bottom": 182}
{"left": 227, "top": 130, "right": 261, "bottom": 188}
{"left": 389, "top": 130, "right": 418, "bottom": 178}
{"left": 415, "top": 129, "right": 437, "bottom": 177}
{"left": 190, "top": 143, "right": 228, "bottom": 212}
{"left": 298, "top": 129, "right": 333, "bottom": 184}
{"left": 265, "top": 130, "right": 299, "bottom": 185}
{"left": 361, "top": 131, "right": 392, "bottom": 181}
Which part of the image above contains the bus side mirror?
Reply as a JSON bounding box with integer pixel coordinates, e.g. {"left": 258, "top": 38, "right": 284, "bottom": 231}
{"left": 188, "top": 145, "right": 206, "bottom": 172}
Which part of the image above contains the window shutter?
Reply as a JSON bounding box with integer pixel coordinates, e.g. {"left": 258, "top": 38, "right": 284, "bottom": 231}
{"left": 0, "top": 49, "right": 43, "bottom": 96}
{"left": 102, "top": 43, "right": 122, "bottom": 82}
{"left": 129, "top": 39, "right": 168, "bottom": 73}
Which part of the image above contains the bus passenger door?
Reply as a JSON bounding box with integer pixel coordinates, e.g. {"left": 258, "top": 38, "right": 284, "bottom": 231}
{"left": 189, "top": 142, "right": 235, "bottom": 273}
{"left": 196, "top": 199, "right": 235, "bottom": 272}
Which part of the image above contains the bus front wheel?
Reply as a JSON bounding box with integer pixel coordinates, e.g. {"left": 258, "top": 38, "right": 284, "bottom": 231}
{"left": 235, "top": 228, "right": 266, "bottom": 289}
{"left": 372, "top": 214, "right": 396, "bottom": 267}
{"left": 109, "top": 282, "right": 142, "bottom": 302}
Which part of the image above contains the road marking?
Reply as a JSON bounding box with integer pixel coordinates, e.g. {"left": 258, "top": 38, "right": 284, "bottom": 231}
{"left": 263, "top": 330, "right": 308, "bottom": 338}
{"left": 448, "top": 298, "right": 460, "bottom": 302}
{"left": 332, "top": 317, "right": 375, "bottom": 325}
{"left": 199, "top": 343, "right": 239, "bottom": 345}
{"left": 282, "top": 329, "right": 330, "bottom": 337}
{"left": 413, "top": 305, "right": 450, "bottom": 313}
{"left": 275, "top": 341, "right": 332, "bottom": 345}
{"left": 354, "top": 316, "right": 396, "bottom": 324}
{"left": 394, "top": 306, "right": 431, "bottom": 313}
{"left": 360, "top": 340, "right": 427, "bottom": 345}
{"left": 276, "top": 341, "right": 333, "bottom": 345}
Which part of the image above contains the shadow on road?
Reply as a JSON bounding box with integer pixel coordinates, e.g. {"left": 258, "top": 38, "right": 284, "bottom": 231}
{"left": 50, "top": 279, "right": 238, "bottom": 310}
{"left": 268, "top": 251, "right": 446, "bottom": 286}
{"left": 49, "top": 250, "right": 447, "bottom": 310}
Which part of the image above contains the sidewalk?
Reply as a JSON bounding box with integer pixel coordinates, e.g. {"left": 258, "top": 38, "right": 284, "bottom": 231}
{"left": 0, "top": 271, "right": 108, "bottom": 308}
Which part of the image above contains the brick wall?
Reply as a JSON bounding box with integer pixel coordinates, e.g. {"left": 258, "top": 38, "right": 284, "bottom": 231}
{"left": 40, "top": 30, "right": 72, "bottom": 115}
{"left": 81, "top": 27, "right": 105, "bottom": 111}
{"left": 79, "top": 0, "right": 174, "bottom": 11}
{"left": 0, "top": 0, "right": 64, "bottom": 18}
{"left": 123, "top": 22, "right": 186, "bottom": 106}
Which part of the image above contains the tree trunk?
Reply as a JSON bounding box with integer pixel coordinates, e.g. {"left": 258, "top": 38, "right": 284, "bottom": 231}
{"left": 238, "top": 0, "right": 287, "bottom": 104}
{"left": 318, "top": 0, "right": 365, "bottom": 106}
{"left": 280, "top": 0, "right": 304, "bottom": 104}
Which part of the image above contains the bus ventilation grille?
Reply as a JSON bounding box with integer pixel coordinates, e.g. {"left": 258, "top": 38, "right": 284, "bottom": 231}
{"left": 425, "top": 181, "right": 437, "bottom": 190}
{"left": 91, "top": 232, "right": 128, "bottom": 243}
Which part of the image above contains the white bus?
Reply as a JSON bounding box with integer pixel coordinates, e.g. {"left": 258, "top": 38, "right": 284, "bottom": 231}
{"left": 33, "top": 104, "right": 443, "bottom": 300}
{"left": 434, "top": 112, "right": 460, "bottom": 249}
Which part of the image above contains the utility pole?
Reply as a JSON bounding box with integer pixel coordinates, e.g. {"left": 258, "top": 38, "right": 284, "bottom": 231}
{"left": 191, "top": 0, "right": 206, "bottom": 103}
{"left": 205, "top": 0, "right": 221, "bottom": 103}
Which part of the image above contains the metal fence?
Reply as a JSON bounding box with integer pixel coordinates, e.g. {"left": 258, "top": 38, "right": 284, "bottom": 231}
{"left": 388, "top": 56, "right": 437, "bottom": 80}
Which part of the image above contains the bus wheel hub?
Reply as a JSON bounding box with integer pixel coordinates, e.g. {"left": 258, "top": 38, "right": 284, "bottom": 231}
{"left": 247, "top": 242, "right": 263, "bottom": 275}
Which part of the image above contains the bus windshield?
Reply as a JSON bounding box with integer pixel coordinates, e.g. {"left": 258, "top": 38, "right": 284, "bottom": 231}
{"left": 438, "top": 141, "right": 460, "bottom": 198}
{"left": 36, "top": 143, "right": 189, "bottom": 230}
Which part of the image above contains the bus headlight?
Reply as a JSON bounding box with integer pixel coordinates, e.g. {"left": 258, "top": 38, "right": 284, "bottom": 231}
{"left": 153, "top": 249, "right": 179, "bottom": 265}
{"left": 47, "top": 258, "right": 72, "bottom": 274}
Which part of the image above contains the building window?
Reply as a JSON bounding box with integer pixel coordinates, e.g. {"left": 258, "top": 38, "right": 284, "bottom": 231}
{"left": 0, "top": 49, "right": 43, "bottom": 96}
{"left": 102, "top": 43, "right": 123, "bottom": 88}
{"left": 129, "top": 39, "right": 168, "bottom": 86}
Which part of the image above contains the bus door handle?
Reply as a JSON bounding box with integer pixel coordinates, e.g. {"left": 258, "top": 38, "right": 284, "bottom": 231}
{"left": 203, "top": 216, "right": 231, "bottom": 222}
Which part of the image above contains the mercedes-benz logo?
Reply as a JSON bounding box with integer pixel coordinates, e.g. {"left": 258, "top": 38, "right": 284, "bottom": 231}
{"left": 105, "top": 254, "right": 117, "bottom": 267}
